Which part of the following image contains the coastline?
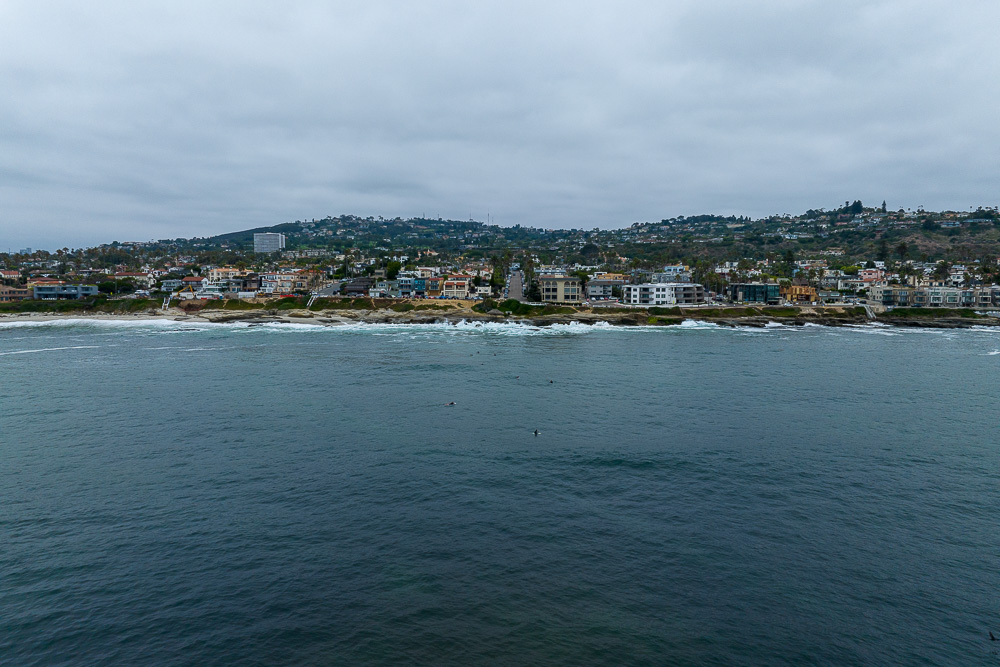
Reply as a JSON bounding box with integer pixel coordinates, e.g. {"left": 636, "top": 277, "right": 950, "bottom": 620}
{"left": 2, "top": 302, "right": 998, "bottom": 329}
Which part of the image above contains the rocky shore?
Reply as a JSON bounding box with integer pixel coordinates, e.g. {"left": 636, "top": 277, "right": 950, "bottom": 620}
{"left": 3, "top": 300, "right": 999, "bottom": 329}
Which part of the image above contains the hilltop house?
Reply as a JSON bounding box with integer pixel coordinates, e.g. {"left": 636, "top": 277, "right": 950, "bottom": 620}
{"left": 114, "top": 272, "right": 156, "bottom": 288}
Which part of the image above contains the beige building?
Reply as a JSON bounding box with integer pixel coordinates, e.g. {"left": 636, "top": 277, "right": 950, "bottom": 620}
{"left": 0, "top": 285, "right": 32, "bottom": 302}
{"left": 539, "top": 275, "right": 582, "bottom": 304}
{"left": 780, "top": 284, "right": 819, "bottom": 303}
{"left": 208, "top": 266, "right": 244, "bottom": 282}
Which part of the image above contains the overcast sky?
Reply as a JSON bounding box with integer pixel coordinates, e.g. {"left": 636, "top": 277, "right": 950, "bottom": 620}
{"left": 2, "top": 1, "right": 998, "bottom": 249}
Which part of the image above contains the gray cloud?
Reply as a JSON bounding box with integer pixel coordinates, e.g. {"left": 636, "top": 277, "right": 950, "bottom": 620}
{"left": 1, "top": 0, "right": 998, "bottom": 248}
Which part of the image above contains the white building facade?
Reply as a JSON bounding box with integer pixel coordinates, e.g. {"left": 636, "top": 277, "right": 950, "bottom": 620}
{"left": 623, "top": 282, "right": 706, "bottom": 306}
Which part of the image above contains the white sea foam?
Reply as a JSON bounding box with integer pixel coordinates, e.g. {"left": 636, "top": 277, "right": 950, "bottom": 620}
{"left": 0, "top": 345, "right": 100, "bottom": 356}
{"left": 0, "top": 315, "right": 986, "bottom": 340}
{"left": 678, "top": 319, "right": 717, "bottom": 329}
{"left": 0, "top": 318, "right": 211, "bottom": 331}
{"left": 358, "top": 319, "right": 603, "bottom": 336}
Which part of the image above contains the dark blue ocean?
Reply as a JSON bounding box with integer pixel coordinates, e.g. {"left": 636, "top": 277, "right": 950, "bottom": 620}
{"left": 2, "top": 319, "right": 999, "bottom": 665}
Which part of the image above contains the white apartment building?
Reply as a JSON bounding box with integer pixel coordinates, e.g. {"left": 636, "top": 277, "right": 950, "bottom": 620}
{"left": 623, "top": 282, "right": 706, "bottom": 306}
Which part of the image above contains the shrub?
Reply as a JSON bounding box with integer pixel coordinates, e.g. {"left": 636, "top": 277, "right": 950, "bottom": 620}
{"left": 472, "top": 299, "right": 499, "bottom": 313}
{"left": 390, "top": 303, "right": 415, "bottom": 312}
{"left": 273, "top": 297, "right": 306, "bottom": 310}
{"left": 541, "top": 305, "right": 576, "bottom": 315}
{"left": 496, "top": 299, "right": 546, "bottom": 316}
{"left": 694, "top": 307, "right": 760, "bottom": 318}
{"left": 0, "top": 299, "right": 89, "bottom": 313}
{"left": 759, "top": 307, "right": 799, "bottom": 318}
{"left": 648, "top": 306, "right": 682, "bottom": 316}
{"left": 883, "top": 307, "right": 982, "bottom": 319}
{"left": 221, "top": 299, "right": 265, "bottom": 310}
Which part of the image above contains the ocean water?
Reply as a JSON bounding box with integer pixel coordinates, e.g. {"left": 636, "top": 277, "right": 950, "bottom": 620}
{"left": 2, "top": 319, "right": 999, "bottom": 665}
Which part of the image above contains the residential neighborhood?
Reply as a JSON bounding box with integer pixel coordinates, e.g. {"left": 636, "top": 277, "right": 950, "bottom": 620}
{"left": 4, "top": 203, "right": 1000, "bottom": 312}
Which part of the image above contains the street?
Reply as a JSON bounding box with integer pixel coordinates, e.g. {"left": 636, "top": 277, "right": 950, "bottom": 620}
{"left": 508, "top": 270, "right": 524, "bottom": 301}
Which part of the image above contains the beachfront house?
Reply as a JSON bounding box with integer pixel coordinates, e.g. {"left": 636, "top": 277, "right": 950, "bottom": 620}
{"left": 726, "top": 283, "right": 781, "bottom": 305}
{"left": 587, "top": 278, "right": 624, "bottom": 300}
{"left": 33, "top": 284, "right": 99, "bottom": 300}
{"left": 443, "top": 276, "right": 472, "bottom": 299}
{"left": 159, "top": 279, "right": 184, "bottom": 293}
{"left": 0, "top": 285, "right": 32, "bottom": 302}
{"left": 182, "top": 276, "right": 209, "bottom": 291}
{"left": 539, "top": 275, "right": 582, "bottom": 304}
{"left": 622, "top": 282, "right": 706, "bottom": 306}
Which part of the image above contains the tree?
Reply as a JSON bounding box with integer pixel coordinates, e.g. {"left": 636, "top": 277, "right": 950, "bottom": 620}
{"left": 932, "top": 261, "right": 951, "bottom": 281}
{"left": 489, "top": 266, "right": 505, "bottom": 293}
{"left": 502, "top": 249, "right": 513, "bottom": 275}
{"left": 895, "top": 242, "right": 909, "bottom": 260}
{"left": 525, "top": 280, "right": 541, "bottom": 302}
{"left": 386, "top": 261, "right": 402, "bottom": 280}
{"left": 99, "top": 279, "right": 135, "bottom": 295}
{"left": 521, "top": 254, "right": 536, "bottom": 285}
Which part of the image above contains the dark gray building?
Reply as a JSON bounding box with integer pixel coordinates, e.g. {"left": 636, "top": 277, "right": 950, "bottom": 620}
{"left": 33, "top": 284, "right": 99, "bottom": 300}
{"left": 726, "top": 283, "right": 781, "bottom": 305}
{"left": 343, "top": 277, "right": 375, "bottom": 296}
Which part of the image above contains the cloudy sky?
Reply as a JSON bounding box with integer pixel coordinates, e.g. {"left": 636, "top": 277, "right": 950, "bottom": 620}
{"left": 1, "top": 1, "right": 998, "bottom": 249}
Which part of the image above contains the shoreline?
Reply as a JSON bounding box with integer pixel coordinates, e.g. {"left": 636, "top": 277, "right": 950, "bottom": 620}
{"left": 1, "top": 303, "right": 998, "bottom": 329}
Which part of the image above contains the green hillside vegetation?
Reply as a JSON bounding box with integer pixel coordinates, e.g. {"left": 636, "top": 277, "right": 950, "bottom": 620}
{"left": 881, "top": 307, "right": 982, "bottom": 319}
